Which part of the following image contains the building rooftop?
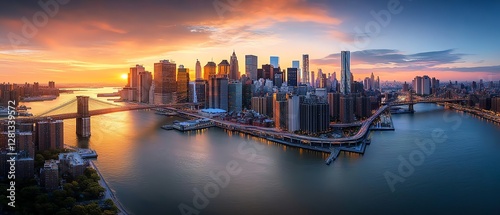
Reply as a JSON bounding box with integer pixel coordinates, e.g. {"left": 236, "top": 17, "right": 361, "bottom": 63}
{"left": 201, "top": 108, "right": 227, "bottom": 114}
{"left": 44, "top": 160, "right": 59, "bottom": 170}
{"left": 58, "top": 152, "right": 85, "bottom": 166}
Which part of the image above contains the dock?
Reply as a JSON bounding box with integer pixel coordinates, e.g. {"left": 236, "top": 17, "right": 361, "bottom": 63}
{"left": 325, "top": 148, "right": 341, "bottom": 165}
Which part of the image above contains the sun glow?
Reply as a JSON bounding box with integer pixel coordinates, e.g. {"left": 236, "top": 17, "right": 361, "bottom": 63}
{"left": 121, "top": 74, "right": 128, "bottom": 80}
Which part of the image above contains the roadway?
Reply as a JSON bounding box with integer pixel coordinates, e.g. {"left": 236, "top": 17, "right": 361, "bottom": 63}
{"left": 172, "top": 105, "right": 389, "bottom": 145}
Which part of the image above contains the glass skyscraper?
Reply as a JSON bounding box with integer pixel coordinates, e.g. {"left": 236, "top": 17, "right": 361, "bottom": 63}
{"left": 270, "top": 56, "right": 279, "bottom": 68}
{"left": 340, "top": 51, "right": 351, "bottom": 95}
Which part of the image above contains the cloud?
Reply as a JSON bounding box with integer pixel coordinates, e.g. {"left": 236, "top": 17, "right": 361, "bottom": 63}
{"left": 312, "top": 49, "right": 466, "bottom": 67}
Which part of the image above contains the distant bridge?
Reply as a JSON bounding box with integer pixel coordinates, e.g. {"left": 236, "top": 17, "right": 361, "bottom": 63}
{"left": 15, "top": 96, "right": 203, "bottom": 137}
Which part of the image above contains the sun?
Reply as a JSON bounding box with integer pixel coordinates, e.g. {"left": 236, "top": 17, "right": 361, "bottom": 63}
{"left": 121, "top": 74, "right": 128, "bottom": 80}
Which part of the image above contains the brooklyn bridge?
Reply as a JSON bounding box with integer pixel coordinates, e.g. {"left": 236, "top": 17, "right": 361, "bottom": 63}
{"left": 14, "top": 96, "right": 201, "bottom": 137}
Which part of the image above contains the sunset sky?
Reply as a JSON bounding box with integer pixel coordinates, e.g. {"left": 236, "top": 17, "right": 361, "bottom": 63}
{"left": 0, "top": 0, "right": 499, "bottom": 85}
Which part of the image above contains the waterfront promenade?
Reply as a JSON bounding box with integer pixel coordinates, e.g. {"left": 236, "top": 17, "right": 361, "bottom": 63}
{"left": 89, "top": 161, "right": 129, "bottom": 215}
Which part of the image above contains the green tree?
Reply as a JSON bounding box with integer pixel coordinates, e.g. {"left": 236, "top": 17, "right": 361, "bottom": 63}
{"left": 71, "top": 205, "right": 87, "bottom": 215}
{"left": 85, "top": 202, "right": 102, "bottom": 215}
{"left": 62, "top": 197, "right": 76, "bottom": 208}
{"left": 56, "top": 208, "right": 71, "bottom": 215}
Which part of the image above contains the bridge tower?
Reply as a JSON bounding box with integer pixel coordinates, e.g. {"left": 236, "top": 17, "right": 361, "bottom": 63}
{"left": 409, "top": 91, "right": 414, "bottom": 112}
{"left": 76, "top": 96, "right": 91, "bottom": 137}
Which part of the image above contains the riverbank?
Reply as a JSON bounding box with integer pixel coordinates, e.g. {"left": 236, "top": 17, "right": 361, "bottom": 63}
{"left": 89, "top": 160, "right": 130, "bottom": 215}
{"left": 442, "top": 102, "right": 500, "bottom": 124}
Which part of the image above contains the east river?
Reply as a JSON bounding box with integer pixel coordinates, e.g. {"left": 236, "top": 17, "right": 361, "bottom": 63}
{"left": 22, "top": 88, "right": 500, "bottom": 214}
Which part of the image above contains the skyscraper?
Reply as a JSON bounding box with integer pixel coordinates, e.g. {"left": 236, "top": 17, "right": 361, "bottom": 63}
{"left": 177, "top": 65, "right": 190, "bottom": 103}
{"left": 288, "top": 95, "right": 300, "bottom": 132}
{"left": 208, "top": 75, "right": 229, "bottom": 110}
{"left": 154, "top": 60, "right": 177, "bottom": 104}
{"left": 370, "top": 72, "right": 375, "bottom": 90}
{"left": 204, "top": 61, "right": 217, "bottom": 81}
{"left": 218, "top": 60, "right": 230, "bottom": 75}
{"left": 302, "top": 54, "right": 309, "bottom": 84}
{"left": 35, "top": 119, "right": 64, "bottom": 151}
{"left": 138, "top": 71, "right": 152, "bottom": 103}
{"left": 229, "top": 51, "right": 239, "bottom": 80}
{"left": 340, "top": 51, "right": 351, "bottom": 95}
{"left": 262, "top": 64, "right": 274, "bottom": 81}
{"left": 270, "top": 56, "right": 279, "bottom": 68}
{"left": 422, "top": 75, "right": 431, "bottom": 95}
{"left": 195, "top": 59, "right": 202, "bottom": 80}
{"left": 311, "top": 71, "right": 315, "bottom": 88}
{"left": 414, "top": 76, "right": 423, "bottom": 95}
{"left": 128, "top": 64, "right": 145, "bottom": 101}
{"left": 245, "top": 55, "right": 258, "bottom": 80}
{"left": 328, "top": 92, "right": 340, "bottom": 121}
{"left": 292, "top": 60, "right": 300, "bottom": 83}
{"left": 339, "top": 95, "right": 354, "bottom": 123}
{"left": 228, "top": 81, "right": 242, "bottom": 112}
{"left": 300, "top": 96, "right": 329, "bottom": 134}
{"left": 287, "top": 68, "right": 298, "bottom": 87}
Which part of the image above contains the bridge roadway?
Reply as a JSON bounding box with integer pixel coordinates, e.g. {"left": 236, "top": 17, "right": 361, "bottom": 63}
{"left": 13, "top": 103, "right": 201, "bottom": 123}
{"left": 170, "top": 105, "right": 389, "bottom": 146}
{"left": 388, "top": 98, "right": 466, "bottom": 106}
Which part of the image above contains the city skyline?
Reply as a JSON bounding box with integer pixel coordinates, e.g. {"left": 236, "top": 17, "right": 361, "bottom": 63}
{"left": 0, "top": 0, "right": 499, "bottom": 84}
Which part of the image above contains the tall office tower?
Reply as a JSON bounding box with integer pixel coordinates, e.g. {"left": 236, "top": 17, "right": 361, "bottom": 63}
{"left": 218, "top": 60, "right": 230, "bottom": 75}
{"left": 370, "top": 72, "right": 375, "bottom": 90}
{"left": 339, "top": 95, "right": 354, "bottom": 123}
{"left": 195, "top": 59, "right": 202, "bottom": 80}
{"left": 138, "top": 71, "right": 152, "bottom": 103}
{"left": 35, "top": 119, "right": 64, "bottom": 151}
{"left": 340, "top": 51, "right": 352, "bottom": 95}
{"left": 229, "top": 51, "right": 239, "bottom": 80}
{"left": 270, "top": 56, "right": 279, "bottom": 68}
{"left": 241, "top": 77, "right": 253, "bottom": 110}
{"left": 273, "top": 93, "right": 288, "bottom": 130}
{"left": 316, "top": 69, "right": 324, "bottom": 88}
{"left": 422, "top": 75, "right": 431, "bottom": 96}
{"left": 273, "top": 67, "right": 281, "bottom": 85}
{"left": 376, "top": 76, "right": 380, "bottom": 90}
{"left": 364, "top": 77, "right": 371, "bottom": 91}
{"left": 177, "top": 65, "right": 190, "bottom": 103}
{"left": 228, "top": 81, "right": 243, "bottom": 112}
{"left": 328, "top": 92, "right": 340, "bottom": 121}
{"left": 262, "top": 64, "right": 274, "bottom": 81}
{"left": 287, "top": 68, "right": 298, "bottom": 87}
{"left": 414, "top": 76, "right": 423, "bottom": 95}
{"left": 257, "top": 69, "right": 264, "bottom": 80}
{"left": 204, "top": 61, "right": 217, "bottom": 81}
{"left": 245, "top": 55, "right": 258, "bottom": 80}
{"left": 188, "top": 82, "right": 197, "bottom": 103}
{"left": 302, "top": 54, "right": 309, "bottom": 84}
{"left": 128, "top": 64, "right": 145, "bottom": 101}
{"left": 274, "top": 71, "right": 284, "bottom": 88}
{"left": 154, "top": 60, "right": 177, "bottom": 104}
{"left": 318, "top": 74, "right": 327, "bottom": 89}
{"left": 292, "top": 60, "right": 300, "bottom": 83}
{"left": 311, "top": 71, "right": 315, "bottom": 88}
{"left": 48, "top": 81, "right": 55, "bottom": 88}
{"left": 208, "top": 75, "right": 229, "bottom": 110}
{"left": 194, "top": 80, "right": 207, "bottom": 106}
{"left": 288, "top": 95, "right": 300, "bottom": 132}
{"left": 300, "top": 96, "right": 330, "bottom": 134}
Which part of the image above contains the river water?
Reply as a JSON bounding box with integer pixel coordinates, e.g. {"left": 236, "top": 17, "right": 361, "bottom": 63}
{"left": 23, "top": 88, "right": 500, "bottom": 214}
